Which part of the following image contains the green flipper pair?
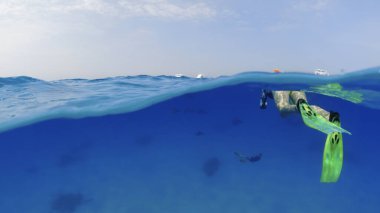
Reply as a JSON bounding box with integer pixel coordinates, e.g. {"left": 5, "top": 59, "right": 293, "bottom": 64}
{"left": 321, "top": 121, "right": 343, "bottom": 183}
{"left": 298, "top": 101, "right": 346, "bottom": 183}
{"left": 299, "top": 102, "right": 351, "bottom": 135}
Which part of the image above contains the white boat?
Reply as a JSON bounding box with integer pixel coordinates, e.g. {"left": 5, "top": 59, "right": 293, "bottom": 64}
{"left": 174, "top": 74, "right": 184, "bottom": 78}
{"left": 196, "top": 74, "right": 205, "bottom": 79}
{"left": 314, "top": 69, "right": 330, "bottom": 76}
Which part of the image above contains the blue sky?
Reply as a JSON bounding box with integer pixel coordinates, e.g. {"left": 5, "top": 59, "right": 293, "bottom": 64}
{"left": 0, "top": 0, "right": 379, "bottom": 80}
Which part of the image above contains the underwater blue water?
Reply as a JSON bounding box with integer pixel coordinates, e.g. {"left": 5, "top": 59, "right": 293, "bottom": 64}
{"left": 0, "top": 68, "right": 380, "bottom": 212}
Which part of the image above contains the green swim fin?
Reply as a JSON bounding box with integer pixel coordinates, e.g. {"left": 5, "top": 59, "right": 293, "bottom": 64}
{"left": 320, "top": 119, "right": 343, "bottom": 183}
{"left": 298, "top": 101, "right": 351, "bottom": 135}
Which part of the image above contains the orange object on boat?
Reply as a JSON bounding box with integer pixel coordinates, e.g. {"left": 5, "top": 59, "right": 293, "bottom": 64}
{"left": 273, "top": 68, "right": 281, "bottom": 73}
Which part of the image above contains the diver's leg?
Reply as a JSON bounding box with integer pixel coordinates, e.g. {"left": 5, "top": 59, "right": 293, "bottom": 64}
{"left": 273, "top": 91, "right": 297, "bottom": 112}
{"left": 289, "top": 91, "right": 331, "bottom": 120}
{"left": 310, "top": 105, "right": 330, "bottom": 120}
{"left": 289, "top": 91, "right": 307, "bottom": 104}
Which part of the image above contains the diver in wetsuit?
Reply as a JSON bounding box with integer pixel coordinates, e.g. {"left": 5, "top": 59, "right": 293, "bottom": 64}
{"left": 260, "top": 89, "right": 340, "bottom": 122}
{"left": 259, "top": 89, "right": 343, "bottom": 183}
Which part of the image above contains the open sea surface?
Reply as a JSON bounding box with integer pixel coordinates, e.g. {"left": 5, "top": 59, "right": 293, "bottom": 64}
{"left": 0, "top": 67, "right": 380, "bottom": 213}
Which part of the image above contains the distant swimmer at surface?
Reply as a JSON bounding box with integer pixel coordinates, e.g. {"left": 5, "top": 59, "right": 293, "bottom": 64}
{"left": 260, "top": 87, "right": 347, "bottom": 183}
{"left": 234, "top": 152, "right": 262, "bottom": 163}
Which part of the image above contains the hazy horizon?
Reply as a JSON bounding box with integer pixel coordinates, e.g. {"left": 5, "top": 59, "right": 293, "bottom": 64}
{"left": 1, "top": 0, "right": 379, "bottom": 80}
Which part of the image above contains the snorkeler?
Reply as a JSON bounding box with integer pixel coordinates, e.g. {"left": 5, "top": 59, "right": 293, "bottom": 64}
{"left": 260, "top": 89, "right": 345, "bottom": 132}
{"left": 261, "top": 90, "right": 332, "bottom": 119}
{"left": 260, "top": 89, "right": 345, "bottom": 183}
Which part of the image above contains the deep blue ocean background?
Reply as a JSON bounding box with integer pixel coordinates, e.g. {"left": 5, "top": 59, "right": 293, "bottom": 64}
{"left": 0, "top": 69, "right": 380, "bottom": 213}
